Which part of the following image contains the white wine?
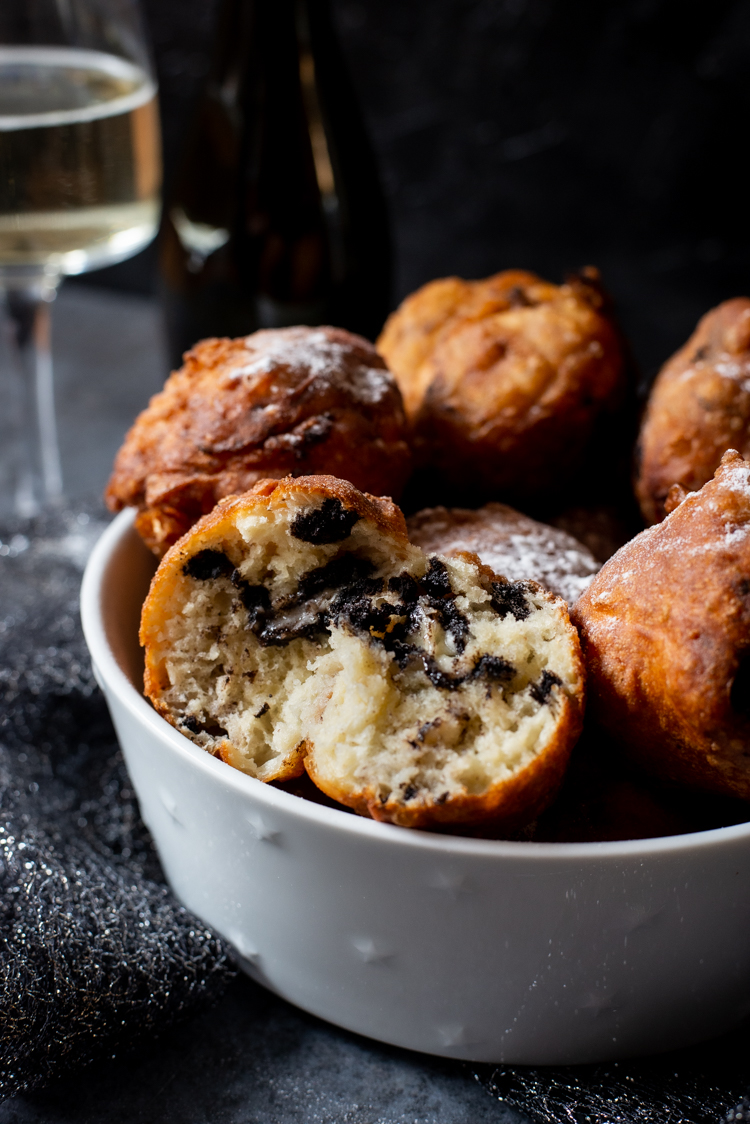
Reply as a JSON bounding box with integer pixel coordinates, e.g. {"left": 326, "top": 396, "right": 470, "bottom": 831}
{"left": 0, "top": 46, "right": 161, "bottom": 273}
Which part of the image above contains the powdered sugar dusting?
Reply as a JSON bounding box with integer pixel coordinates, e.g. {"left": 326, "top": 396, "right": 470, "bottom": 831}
{"left": 219, "top": 327, "right": 393, "bottom": 405}
{"left": 719, "top": 459, "right": 750, "bottom": 497}
{"left": 407, "top": 503, "right": 600, "bottom": 605}
{"left": 714, "top": 359, "right": 748, "bottom": 382}
{"left": 584, "top": 453, "right": 750, "bottom": 606}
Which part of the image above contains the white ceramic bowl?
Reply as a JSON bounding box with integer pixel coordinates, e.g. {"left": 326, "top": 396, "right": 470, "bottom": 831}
{"left": 81, "top": 509, "right": 750, "bottom": 1065}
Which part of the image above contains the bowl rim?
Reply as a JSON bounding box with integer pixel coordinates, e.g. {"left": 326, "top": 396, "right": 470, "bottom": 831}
{"left": 81, "top": 507, "right": 750, "bottom": 863}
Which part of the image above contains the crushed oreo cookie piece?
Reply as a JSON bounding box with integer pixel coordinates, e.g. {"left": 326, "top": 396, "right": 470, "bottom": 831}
{"left": 434, "top": 598, "right": 470, "bottom": 652}
{"left": 184, "top": 549, "right": 234, "bottom": 581}
{"left": 472, "top": 654, "right": 516, "bottom": 683}
{"left": 290, "top": 497, "right": 360, "bottom": 544}
{"left": 420, "top": 556, "right": 454, "bottom": 601}
{"left": 419, "top": 558, "right": 470, "bottom": 652}
{"left": 388, "top": 572, "right": 420, "bottom": 604}
{"left": 391, "top": 648, "right": 464, "bottom": 691}
{"left": 421, "top": 649, "right": 517, "bottom": 692}
{"left": 297, "top": 554, "right": 374, "bottom": 601}
{"left": 336, "top": 595, "right": 394, "bottom": 636}
{"left": 181, "top": 715, "right": 228, "bottom": 738}
{"left": 231, "top": 554, "right": 380, "bottom": 649}
{"left": 331, "top": 575, "right": 385, "bottom": 610}
{"left": 490, "top": 580, "right": 531, "bottom": 621}
{"left": 217, "top": 547, "right": 523, "bottom": 696}
{"left": 232, "top": 574, "right": 272, "bottom": 624}
{"left": 416, "top": 652, "right": 466, "bottom": 691}
{"left": 529, "top": 669, "right": 562, "bottom": 704}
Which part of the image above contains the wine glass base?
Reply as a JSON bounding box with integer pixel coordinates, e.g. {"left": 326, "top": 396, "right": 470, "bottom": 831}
{"left": 0, "top": 272, "right": 63, "bottom": 516}
{"left": 0, "top": 264, "right": 60, "bottom": 297}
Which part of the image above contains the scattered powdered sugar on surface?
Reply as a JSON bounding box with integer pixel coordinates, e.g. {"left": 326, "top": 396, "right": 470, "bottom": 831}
{"left": 587, "top": 458, "right": 750, "bottom": 606}
{"left": 407, "top": 504, "right": 601, "bottom": 605}
{"left": 714, "top": 359, "right": 749, "bottom": 383}
{"left": 219, "top": 328, "right": 393, "bottom": 405}
{"left": 32, "top": 511, "right": 107, "bottom": 570}
{"left": 678, "top": 357, "right": 750, "bottom": 392}
{"left": 719, "top": 460, "right": 750, "bottom": 497}
{"left": 0, "top": 511, "right": 103, "bottom": 571}
{"left": 723, "top": 524, "right": 750, "bottom": 545}
{"left": 709, "top": 459, "right": 750, "bottom": 545}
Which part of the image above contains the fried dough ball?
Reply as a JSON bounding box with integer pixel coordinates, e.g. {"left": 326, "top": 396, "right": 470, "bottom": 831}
{"left": 140, "top": 474, "right": 585, "bottom": 832}
{"left": 406, "top": 502, "right": 600, "bottom": 606}
{"left": 635, "top": 298, "right": 750, "bottom": 524}
{"left": 550, "top": 505, "right": 634, "bottom": 564}
{"left": 106, "top": 326, "right": 412, "bottom": 557}
{"left": 377, "top": 267, "right": 628, "bottom": 500}
{"left": 533, "top": 730, "right": 749, "bottom": 843}
{"left": 572, "top": 450, "right": 750, "bottom": 801}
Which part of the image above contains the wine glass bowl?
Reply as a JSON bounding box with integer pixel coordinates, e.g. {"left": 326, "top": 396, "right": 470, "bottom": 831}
{"left": 0, "top": 0, "right": 161, "bottom": 516}
{"left": 0, "top": 45, "right": 160, "bottom": 276}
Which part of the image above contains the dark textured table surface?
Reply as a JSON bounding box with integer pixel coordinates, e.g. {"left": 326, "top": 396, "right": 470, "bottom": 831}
{"left": 1, "top": 977, "right": 518, "bottom": 1124}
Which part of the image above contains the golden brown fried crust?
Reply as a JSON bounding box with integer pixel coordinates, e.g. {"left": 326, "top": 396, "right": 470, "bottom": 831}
{"left": 106, "top": 326, "right": 412, "bottom": 556}
{"left": 571, "top": 450, "right": 750, "bottom": 801}
{"left": 533, "top": 728, "right": 750, "bottom": 843}
{"left": 141, "top": 475, "right": 409, "bottom": 614}
{"left": 635, "top": 298, "right": 750, "bottom": 524}
{"left": 142, "top": 473, "right": 409, "bottom": 608}
{"left": 376, "top": 274, "right": 504, "bottom": 417}
{"left": 304, "top": 694, "right": 580, "bottom": 833}
{"left": 140, "top": 474, "right": 409, "bottom": 762}
{"left": 377, "top": 267, "right": 627, "bottom": 500}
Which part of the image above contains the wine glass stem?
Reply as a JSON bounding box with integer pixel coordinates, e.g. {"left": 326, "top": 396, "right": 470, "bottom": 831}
{"left": 1, "top": 275, "right": 63, "bottom": 517}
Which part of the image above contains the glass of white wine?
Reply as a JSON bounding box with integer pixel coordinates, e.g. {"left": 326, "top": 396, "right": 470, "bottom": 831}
{"left": 0, "top": 0, "right": 161, "bottom": 516}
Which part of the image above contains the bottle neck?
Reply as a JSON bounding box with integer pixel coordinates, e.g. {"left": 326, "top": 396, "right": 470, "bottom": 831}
{"left": 207, "top": 0, "right": 332, "bottom": 95}
{"left": 205, "top": 0, "right": 333, "bottom": 198}
{"left": 160, "top": 0, "right": 391, "bottom": 353}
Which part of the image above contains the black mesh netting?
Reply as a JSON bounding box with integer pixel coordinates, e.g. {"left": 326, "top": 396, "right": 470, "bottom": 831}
{"left": 473, "top": 1056, "right": 750, "bottom": 1123}
{"left": 0, "top": 501, "right": 236, "bottom": 1102}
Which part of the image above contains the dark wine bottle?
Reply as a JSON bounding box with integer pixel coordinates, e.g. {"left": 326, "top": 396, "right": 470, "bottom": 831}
{"left": 159, "top": 0, "right": 392, "bottom": 367}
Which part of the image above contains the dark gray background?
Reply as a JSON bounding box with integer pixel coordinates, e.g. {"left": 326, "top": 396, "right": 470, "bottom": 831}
{"left": 80, "top": 0, "right": 750, "bottom": 385}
